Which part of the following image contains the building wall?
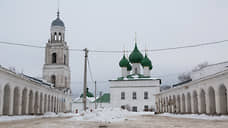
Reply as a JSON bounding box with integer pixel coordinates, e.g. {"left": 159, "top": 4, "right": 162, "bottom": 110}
{"left": 110, "top": 79, "right": 160, "bottom": 112}
{"left": 155, "top": 69, "right": 228, "bottom": 115}
{"left": 0, "top": 67, "right": 71, "bottom": 115}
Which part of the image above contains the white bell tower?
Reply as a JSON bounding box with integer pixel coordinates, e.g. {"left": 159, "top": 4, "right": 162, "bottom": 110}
{"left": 43, "top": 11, "right": 71, "bottom": 90}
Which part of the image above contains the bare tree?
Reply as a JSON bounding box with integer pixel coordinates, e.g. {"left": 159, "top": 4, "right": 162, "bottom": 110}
{"left": 178, "top": 72, "right": 191, "bottom": 82}
{"left": 178, "top": 62, "right": 208, "bottom": 82}
{"left": 192, "top": 62, "right": 208, "bottom": 72}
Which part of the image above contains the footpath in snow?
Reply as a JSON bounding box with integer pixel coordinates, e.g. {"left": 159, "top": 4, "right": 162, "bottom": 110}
{"left": 158, "top": 113, "right": 228, "bottom": 120}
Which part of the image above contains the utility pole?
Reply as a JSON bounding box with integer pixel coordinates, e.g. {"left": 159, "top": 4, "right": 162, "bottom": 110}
{"left": 94, "top": 81, "right": 97, "bottom": 109}
{"left": 83, "top": 48, "right": 88, "bottom": 111}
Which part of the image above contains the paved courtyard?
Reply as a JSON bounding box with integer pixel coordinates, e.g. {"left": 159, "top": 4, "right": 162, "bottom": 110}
{"left": 0, "top": 115, "right": 228, "bottom": 128}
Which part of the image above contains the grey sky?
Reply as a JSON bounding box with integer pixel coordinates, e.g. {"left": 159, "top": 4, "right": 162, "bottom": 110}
{"left": 0, "top": 0, "right": 228, "bottom": 97}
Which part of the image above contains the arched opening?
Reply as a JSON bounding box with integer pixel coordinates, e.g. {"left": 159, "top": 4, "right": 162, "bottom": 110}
{"left": 177, "top": 95, "right": 181, "bottom": 113}
{"left": 64, "top": 55, "right": 66, "bottom": 65}
{"left": 58, "top": 32, "right": 61, "bottom": 41}
{"left": 200, "top": 89, "right": 206, "bottom": 113}
{"left": 219, "top": 85, "right": 227, "bottom": 114}
{"left": 54, "top": 32, "right": 57, "bottom": 40}
{"left": 51, "top": 96, "right": 54, "bottom": 112}
{"left": 34, "top": 92, "right": 39, "bottom": 114}
{"left": 29, "top": 90, "right": 33, "bottom": 114}
{"left": 208, "top": 87, "right": 216, "bottom": 114}
{"left": 3, "top": 85, "right": 11, "bottom": 115}
{"left": 13, "top": 87, "right": 20, "bottom": 115}
{"left": 48, "top": 95, "right": 50, "bottom": 111}
{"left": 52, "top": 53, "right": 57, "bottom": 64}
{"left": 165, "top": 97, "right": 168, "bottom": 112}
{"left": 173, "top": 95, "right": 176, "bottom": 113}
{"left": 22, "top": 88, "right": 27, "bottom": 115}
{"left": 44, "top": 94, "right": 47, "bottom": 113}
{"left": 65, "top": 77, "right": 67, "bottom": 88}
{"left": 182, "top": 93, "right": 186, "bottom": 113}
{"left": 54, "top": 97, "right": 56, "bottom": 112}
{"left": 40, "top": 93, "right": 43, "bottom": 114}
{"left": 51, "top": 75, "right": 56, "bottom": 87}
{"left": 187, "top": 92, "right": 191, "bottom": 113}
{"left": 193, "top": 91, "right": 198, "bottom": 113}
{"left": 162, "top": 97, "right": 165, "bottom": 112}
{"left": 169, "top": 96, "right": 172, "bottom": 112}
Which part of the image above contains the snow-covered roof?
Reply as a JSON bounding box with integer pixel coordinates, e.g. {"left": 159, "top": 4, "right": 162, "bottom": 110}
{"left": 110, "top": 74, "right": 160, "bottom": 81}
{"left": 73, "top": 96, "right": 99, "bottom": 103}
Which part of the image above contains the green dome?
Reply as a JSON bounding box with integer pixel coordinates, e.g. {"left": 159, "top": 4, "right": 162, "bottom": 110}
{"left": 127, "top": 63, "right": 132, "bottom": 71}
{"left": 80, "top": 88, "right": 94, "bottom": 98}
{"left": 141, "top": 54, "right": 153, "bottom": 70}
{"left": 119, "top": 55, "right": 129, "bottom": 67}
{"left": 129, "top": 44, "right": 143, "bottom": 63}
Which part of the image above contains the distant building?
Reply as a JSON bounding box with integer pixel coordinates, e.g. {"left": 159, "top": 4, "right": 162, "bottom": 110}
{"left": 0, "top": 11, "right": 72, "bottom": 116}
{"left": 72, "top": 89, "right": 111, "bottom": 113}
{"left": 109, "top": 43, "right": 161, "bottom": 112}
{"left": 93, "top": 93, "right": 110, "bottom": 109}
{"left": 155, "top": 61, "right": 228, "bottom": 115}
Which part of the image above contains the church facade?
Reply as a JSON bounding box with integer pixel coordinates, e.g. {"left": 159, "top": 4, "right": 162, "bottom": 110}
{"left": 109, "top": 43, "right": 161, "bottom": 112}
{"left": 0, "top": 11, "right": 72, "bottom": 115}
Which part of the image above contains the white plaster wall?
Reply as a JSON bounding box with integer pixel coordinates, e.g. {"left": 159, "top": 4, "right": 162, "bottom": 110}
{"left": 0, "top": 67, "right": 71, "bottom": 115}
{"left": 110, "top": 79, "right": 160, "bottom": 112}
{"left": 156, "top": 69, "right": 228, "bottom": 114}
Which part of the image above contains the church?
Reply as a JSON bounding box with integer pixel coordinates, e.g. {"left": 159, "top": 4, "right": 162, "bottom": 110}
{"left": 109, "top": 42, "right": 161, "bottom": 112}
{"left": 0, "top": 11, "right": 72, "bottom": 115}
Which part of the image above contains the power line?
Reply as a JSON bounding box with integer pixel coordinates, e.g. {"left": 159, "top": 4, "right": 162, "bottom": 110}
{"left": 0, "top": 40, "right": 228, "bottom": 53}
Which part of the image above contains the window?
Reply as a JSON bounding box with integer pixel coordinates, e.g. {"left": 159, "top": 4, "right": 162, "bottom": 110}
{"left": 65, "top": 77, "right": 67, "bottom": 87}
{"left": 52, "top": 53, "right": 57, "bottom": 64}
{"left": 132, "top": 92, "right": 137, "bottom": 100}
{"left": 51, "top": 75, "right": 56, "bottom": 87}
{"left": 144, "top": 92, "right": 148, "bottom": 100}
{"left": 64, "top": 55, "right": 66, "bottom": 65}
{"left": 121, "top": 92, "right": 125, "bottom": 100}
{"left": 144, "top": 105, "right": 149, "bottom": 111}
{"left": 121, "top": 105, "right": 125, "bottom": 110}
{"left": 59, "top": 32, "right": 62, "bottom": 41}
{"left": 54, "top": 32, "right": 57, "bottom": 40}
{"left": 132, "top": 106, "right": 137, "bottom": 112}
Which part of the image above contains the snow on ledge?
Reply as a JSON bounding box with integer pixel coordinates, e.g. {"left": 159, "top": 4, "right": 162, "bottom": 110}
{"left": 158, "top": 113, "right": 228, "bottom": 120}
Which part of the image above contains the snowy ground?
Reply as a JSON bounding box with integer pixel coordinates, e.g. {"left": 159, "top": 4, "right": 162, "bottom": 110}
{"left": 158, "top": 113, "right": 228, "bottom": 120}
{"left": 0, "top": 112, "right": 76, "bottom": 122}
{"left": 1, "top": 109, "right": 228, "bottom": 123}
{"left": 69, "top": 108, "right": 154, "bottom": 122}
{"left": 1, "top": 113, "right": 228, "bottom": 128}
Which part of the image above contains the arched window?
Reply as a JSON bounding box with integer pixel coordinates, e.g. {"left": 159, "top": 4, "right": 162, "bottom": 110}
{"left": 65, "top": 77, "right": 67, "bottom": 87}
{"left": 64, "top": 55, "right": 66, "bottom": 65}
{"left": 52, "top": 53, "right": 57, "bottom": 64}
{"left": 51, "top": 75, "right": 56, "bottom": 87}
{"left": 54, "top": 32, "right": 57, "bottom": 40}
{"left": 58, "top": 32, "right": 61, "bottom": 41}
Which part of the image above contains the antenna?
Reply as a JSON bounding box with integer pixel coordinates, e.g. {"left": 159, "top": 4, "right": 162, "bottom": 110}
{"left": 57, "top": 0, "right": 60, "bottom": 18}
{"left": 134, "top": 32, "right": 137, "bottom": 44}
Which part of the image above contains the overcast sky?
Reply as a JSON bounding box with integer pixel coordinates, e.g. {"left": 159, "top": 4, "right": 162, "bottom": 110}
{"left": 1, "top": 0, "right": 228, "bottom": 97}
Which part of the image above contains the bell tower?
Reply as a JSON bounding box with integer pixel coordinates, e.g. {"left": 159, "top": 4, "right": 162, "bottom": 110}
{"left": 43, "top": 11, "right": 71, "bottom": 90}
